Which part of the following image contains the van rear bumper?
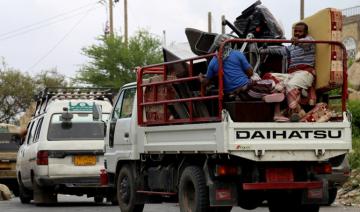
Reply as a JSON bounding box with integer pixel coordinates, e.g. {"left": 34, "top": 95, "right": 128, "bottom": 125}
{"left": 37, "top": 176, "right": 102, "bottom": 188}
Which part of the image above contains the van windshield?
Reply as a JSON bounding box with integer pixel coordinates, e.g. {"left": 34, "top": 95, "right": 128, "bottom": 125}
{"left": 47, "top": 113, "right": 109, "bottom": 141}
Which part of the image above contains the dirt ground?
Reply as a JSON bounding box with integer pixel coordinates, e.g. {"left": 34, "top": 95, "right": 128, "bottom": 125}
{"left": 337, "top": 169, "right": 360, "bottom": 207}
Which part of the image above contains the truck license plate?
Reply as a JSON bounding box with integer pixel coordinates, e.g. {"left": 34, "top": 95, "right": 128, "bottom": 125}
{"left": 74, "top": 155, "right": 96, "bottom": 166}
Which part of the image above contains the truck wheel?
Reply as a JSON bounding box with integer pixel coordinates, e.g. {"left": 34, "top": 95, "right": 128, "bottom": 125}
{"left": 179, "top": 166, "right": 209, "bottom": 212}
{"left": 117, "top": 165, "right": 144, "bottom": 212}
{"left": 327, "top": 188, "right": 337, "bottom": 205}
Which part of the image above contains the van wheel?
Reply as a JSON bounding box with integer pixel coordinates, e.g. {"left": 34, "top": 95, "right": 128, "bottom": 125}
{"left": 18, "top": 175, "right": 33, "bottom": 204}
{"left": 179, "top": 166, "right": 208, "bottom": 212}
{"left": 117, "top": 165, "right": 144, "bottom": 212}
{"left": 19, "top": 184, "right": 32, "bottom": 204}
{"left": 33, "top": 181, "right": 57, "bottom": 205}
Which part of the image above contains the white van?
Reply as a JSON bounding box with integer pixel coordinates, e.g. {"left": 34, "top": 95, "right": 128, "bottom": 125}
{"left": 16, "top": 88, "right": 113, "bottom": 204}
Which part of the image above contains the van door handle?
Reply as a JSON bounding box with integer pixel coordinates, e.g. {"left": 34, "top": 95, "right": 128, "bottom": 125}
{"left": 124, "top": 132, "right": 129, "bottom": 138}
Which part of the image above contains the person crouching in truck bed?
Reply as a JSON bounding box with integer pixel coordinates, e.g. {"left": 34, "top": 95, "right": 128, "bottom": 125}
{"left": 262, "top": 22, "right": 316, "bottom": 122}
{"left": 199, "top": 34, "right": 283, "bottom": 102}
{"left": 199, "top": 34, "right": 284, "bottom": 117}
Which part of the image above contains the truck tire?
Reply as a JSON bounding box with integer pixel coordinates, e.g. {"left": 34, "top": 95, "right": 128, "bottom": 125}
{"left": 179, "top": 166, "right": 209, "bottom": 212}
{"left": 327, "top": 188, "right": 337, "bottom": 205}
{"left": 117, "top": 165, "right": 144, "bottom": 212}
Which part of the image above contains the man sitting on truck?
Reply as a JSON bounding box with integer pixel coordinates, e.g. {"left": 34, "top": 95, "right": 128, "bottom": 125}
{"left": 263, "top": 22, "right": 316, "bottom": 121}
{"left": 199, "top": 34, "right": 277, "bottom": 101}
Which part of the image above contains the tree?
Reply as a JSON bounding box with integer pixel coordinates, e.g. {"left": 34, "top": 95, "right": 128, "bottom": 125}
{"left": 0, "top": 68, "right": 35, "bottom": 123}
{"left": 0, "top": 57, "right": 68, "bottom": 123}
{"left": 33, "top": 68, "right": 68, "bottom": 89}
{"left": 76, "top": 30, "right": 163, "bottom": 89}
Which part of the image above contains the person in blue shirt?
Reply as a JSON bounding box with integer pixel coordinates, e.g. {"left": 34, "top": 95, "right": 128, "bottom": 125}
{"left": 199, "top": 34, "right": 254, "bottom": 98}
{"left": 201, "top": 50, "right": 254, "bottom": 94}
{"left": 199, "top": 34, "right": 281, "bottom": 100}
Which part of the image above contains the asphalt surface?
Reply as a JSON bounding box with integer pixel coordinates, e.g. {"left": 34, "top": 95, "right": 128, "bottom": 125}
{"left": 0, "top": 195, "right": 359, "bottom": 212}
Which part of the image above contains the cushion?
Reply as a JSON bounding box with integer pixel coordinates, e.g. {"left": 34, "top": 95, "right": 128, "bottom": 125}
{"left": 301, "top": 8, "right": 343, "bottom": 90}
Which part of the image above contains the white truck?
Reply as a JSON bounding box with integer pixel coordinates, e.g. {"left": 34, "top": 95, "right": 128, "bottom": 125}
{"left": 102, "top": 46, "right": 350, "bottom": 212}
{"left": 101, "top": 4, "right": 351, "bottom": 212}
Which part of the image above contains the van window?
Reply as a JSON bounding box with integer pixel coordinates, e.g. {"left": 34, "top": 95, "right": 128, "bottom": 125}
{"left": 47, "top": 113, "right": 109, "bottom": 141}
{"left": 33, "top": 117, "right": 44, "bottom": 143}
{"left": 27, "top": 121, "right": 37, "bottom": 144}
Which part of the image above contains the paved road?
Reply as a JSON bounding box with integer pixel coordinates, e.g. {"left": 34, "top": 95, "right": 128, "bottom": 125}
{"left": 0, "top": 195, "right": 359, "bottom": 212}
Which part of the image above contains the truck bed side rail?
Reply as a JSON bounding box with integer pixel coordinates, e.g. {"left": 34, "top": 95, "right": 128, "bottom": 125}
{"left": 137, "top": 39, "right": 348, "bottom": 126}
{"left": 137, "top": 54, "right": 223, "bottom": 126}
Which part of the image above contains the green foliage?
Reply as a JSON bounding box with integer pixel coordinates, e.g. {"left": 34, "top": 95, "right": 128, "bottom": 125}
{"left": 349, "top": 138, "right": 360, "bottom": 169}
{"left": 34, "top": 69, "right": 68, "bottom": 89}
{"left": 349, "top": 100, "right": 360, "bottom": 168}
{"left": 349, "top": 100, "right": 360, "bottom": 137}
{"left": 76, "top": 30, "right": 163, "bottom": 89}
{"left": 0, "top": 67, "right": 35, "bottom": 123}
{"left": 348, "top": 57, "right": 354, "bottom": 68}
{"left": 0, "top": 58, "right": 68, "bottom": 123}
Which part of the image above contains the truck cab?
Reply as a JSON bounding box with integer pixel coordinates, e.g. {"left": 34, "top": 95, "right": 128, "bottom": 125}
{"left": 0, "top": 124, "right": 21, "bottom": 196}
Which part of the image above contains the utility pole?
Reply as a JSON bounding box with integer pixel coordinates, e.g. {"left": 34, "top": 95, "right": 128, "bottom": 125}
{"left": 124, "top": 0, "right": 128, "bottom": 46}
{"left": 208, "top": 12, "right": 212, "bottom": 33}
{"left": 221, "top": 15, "right": 225, "bottom": 34}
{"left": 300, "top": 0, "right": 304, "bottom": 20}
{"left": 109, "top": 0, "right": 114, "bottom": 35}
{"left": 163, "top": 30, "right": 166, "bottom": 46}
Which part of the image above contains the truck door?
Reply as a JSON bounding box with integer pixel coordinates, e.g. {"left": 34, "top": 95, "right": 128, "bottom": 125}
{"left": 109, "top": 87, "right": 136, "bottom": 147}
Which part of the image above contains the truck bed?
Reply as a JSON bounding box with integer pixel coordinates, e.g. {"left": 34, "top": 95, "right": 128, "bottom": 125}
{"left": 137, "top": 112, "right": 351, "bottom": 162}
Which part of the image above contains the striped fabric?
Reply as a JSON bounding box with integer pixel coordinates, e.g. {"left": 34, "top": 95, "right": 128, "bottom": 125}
{"left": 287, "top": 88, "right": 300, "bottom": 109}
{"left": 287, "top": 36, "right": 316, "bottom": 70}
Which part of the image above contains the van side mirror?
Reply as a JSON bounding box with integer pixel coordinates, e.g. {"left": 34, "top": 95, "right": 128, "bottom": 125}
{"left": 93, "top": 104, "right": 103, "bottom": 121}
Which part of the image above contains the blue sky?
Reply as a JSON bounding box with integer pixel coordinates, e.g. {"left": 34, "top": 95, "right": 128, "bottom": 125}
{"left": 0, "top": 0, "right": 359, "bottom": 78}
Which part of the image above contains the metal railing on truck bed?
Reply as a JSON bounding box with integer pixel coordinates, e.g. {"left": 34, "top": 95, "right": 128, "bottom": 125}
{"left": 136, "top": 39, "right": 348, "bottom": 126}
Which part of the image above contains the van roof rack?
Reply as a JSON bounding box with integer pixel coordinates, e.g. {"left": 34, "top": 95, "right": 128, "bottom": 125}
{"left": 33, "top": 87, "right": 115, "bottom": 116}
